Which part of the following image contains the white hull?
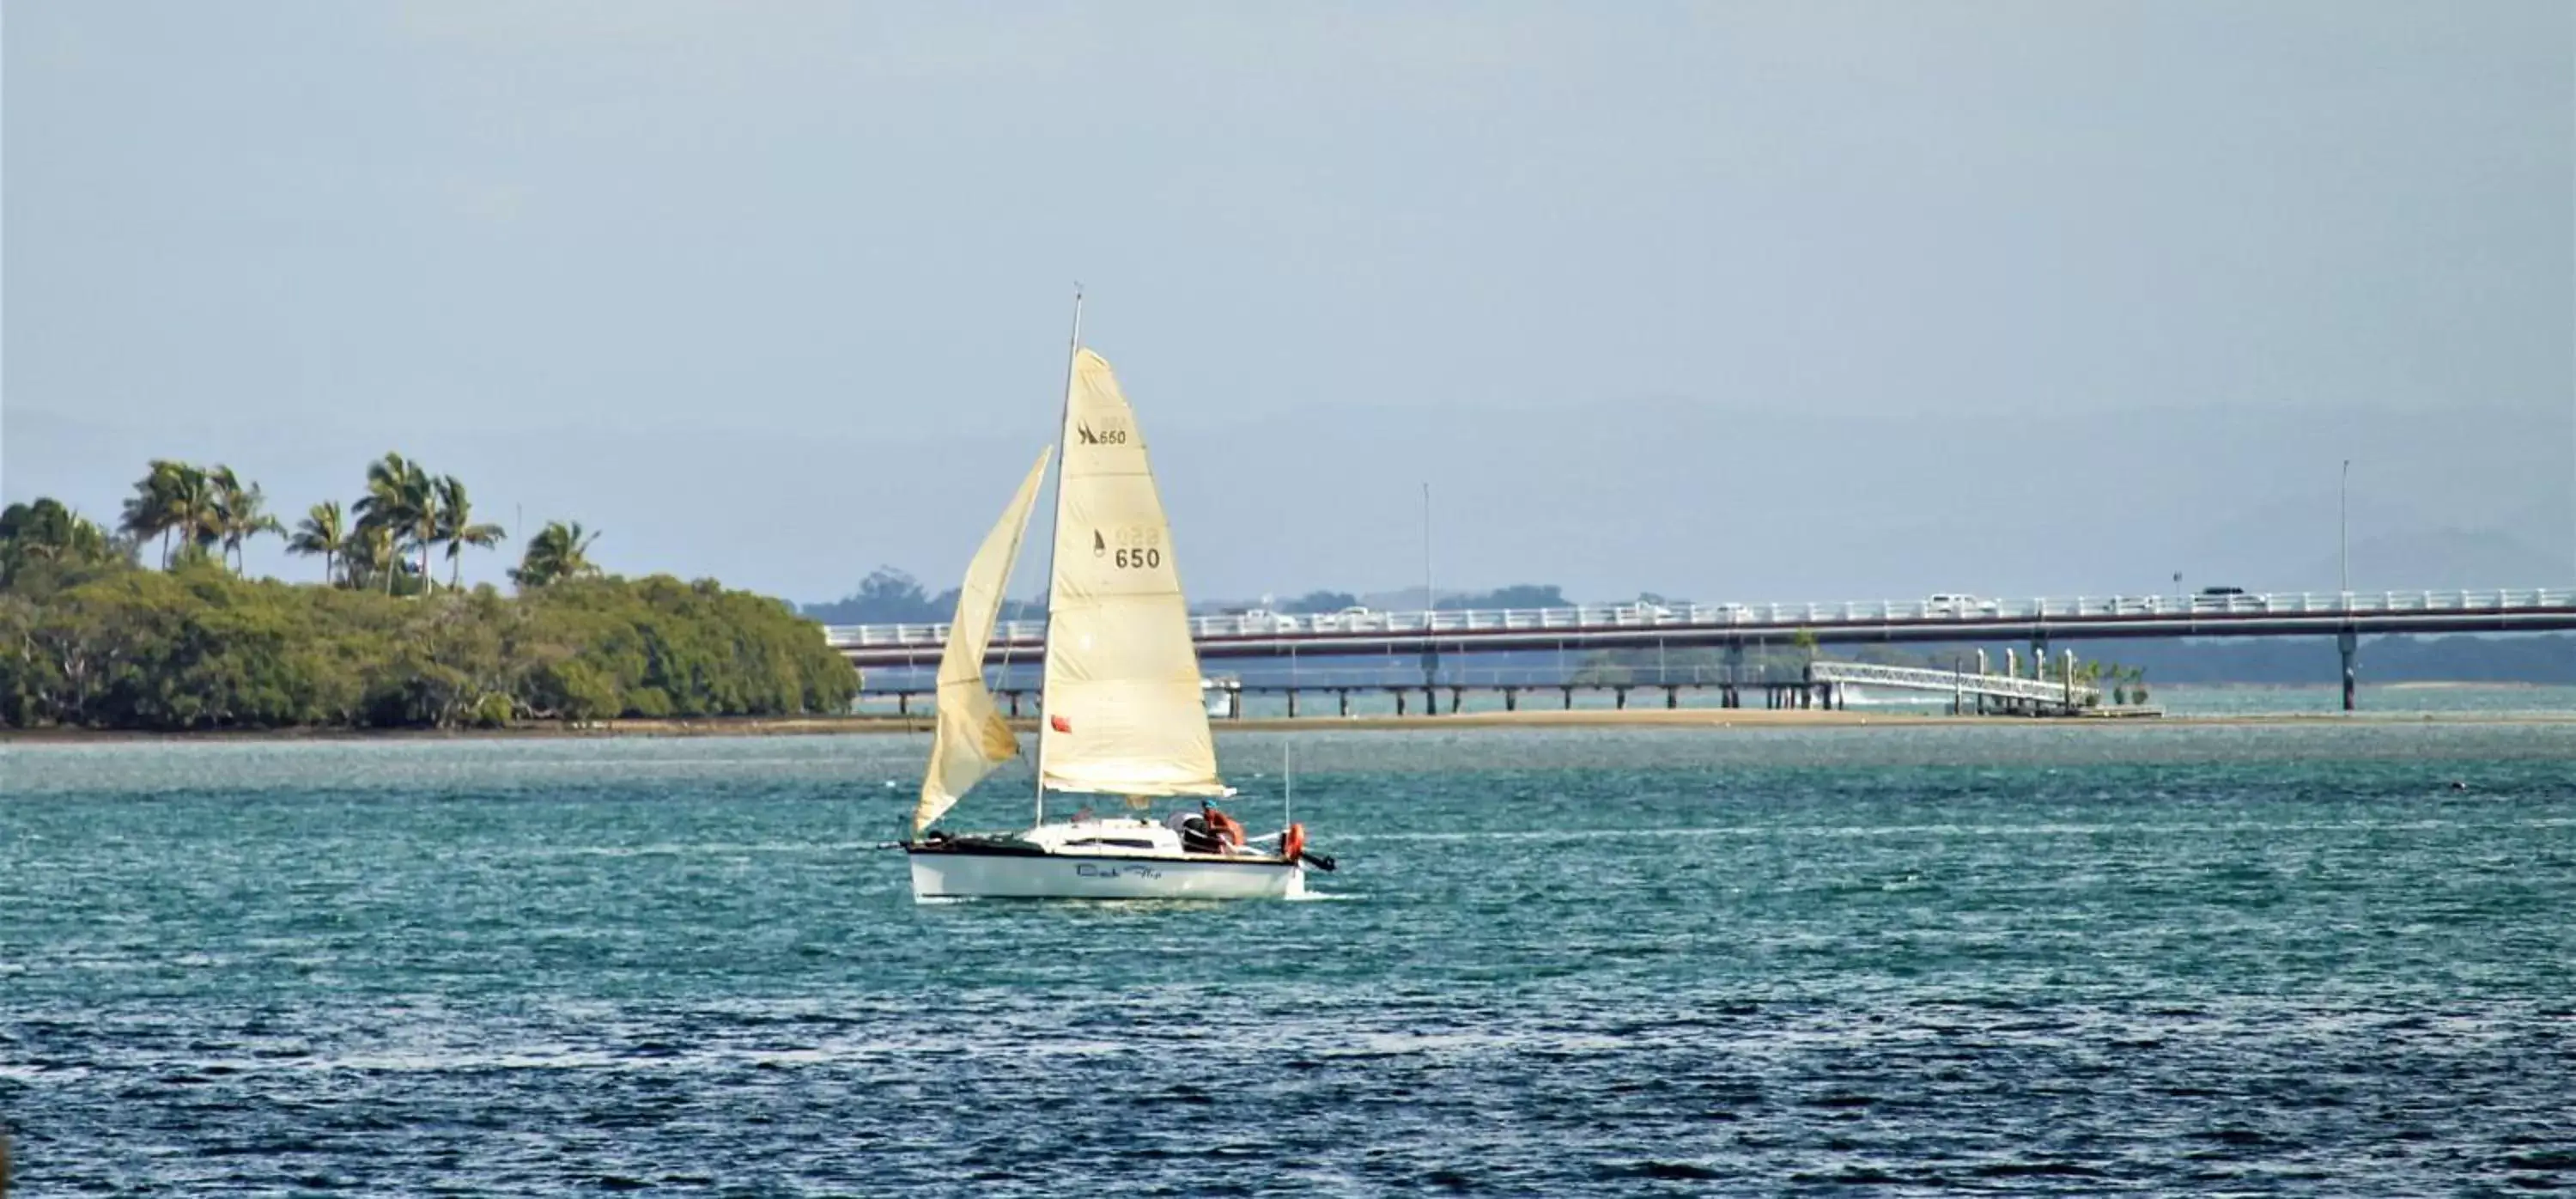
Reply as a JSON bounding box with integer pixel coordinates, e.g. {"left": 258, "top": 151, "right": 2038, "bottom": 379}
{"left": 908, "top": 848, "right": 1304, "bottom": 901}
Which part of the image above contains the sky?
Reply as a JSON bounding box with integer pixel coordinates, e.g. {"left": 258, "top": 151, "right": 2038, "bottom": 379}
{"left": 5, "top": 2, "right": 2571, "bottom": 606}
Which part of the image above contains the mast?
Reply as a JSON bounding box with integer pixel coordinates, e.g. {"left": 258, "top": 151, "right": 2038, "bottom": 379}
{"left": 1030, "top": 287, "right": 1084, "bottom": 827}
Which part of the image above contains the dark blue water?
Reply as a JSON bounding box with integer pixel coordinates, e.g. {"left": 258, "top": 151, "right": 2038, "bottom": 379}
{"left": 5, "top": 723, "right": 2573, "bottom": 1195}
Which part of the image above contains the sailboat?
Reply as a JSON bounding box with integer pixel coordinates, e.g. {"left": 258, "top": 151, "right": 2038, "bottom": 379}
{"left": 901, "top": 300, "right": 1331, "bottom": 901}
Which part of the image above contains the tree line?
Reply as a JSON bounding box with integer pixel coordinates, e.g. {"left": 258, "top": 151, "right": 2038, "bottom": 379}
{"left": 1, "top": 457, "right": 858, "bottom": 730}
{"left": 109, "top": 453, "right": 599, "bottom": 593}
{"left": 799, "top": 567, "right": 1583, "bottom": 625}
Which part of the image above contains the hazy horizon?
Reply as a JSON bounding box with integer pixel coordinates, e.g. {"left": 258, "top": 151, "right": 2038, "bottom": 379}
{"left": 9, "top": 3, "right": 2571, "bottom": 605}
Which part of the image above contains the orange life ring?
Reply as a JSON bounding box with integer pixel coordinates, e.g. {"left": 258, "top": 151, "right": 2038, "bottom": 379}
{"left": 1282, "top": 822, "right": 1306, "bottom": 863}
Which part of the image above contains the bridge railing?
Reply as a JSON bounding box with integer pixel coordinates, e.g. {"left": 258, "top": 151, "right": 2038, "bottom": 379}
{"left": 848, "top": 658, "right": 2119, "bottom": 697}
{"left": 820, "top": 587, "right": 2576, "bottom": 648}
{"left": 866, "top": 661, "right": 1829, "bottom": 689}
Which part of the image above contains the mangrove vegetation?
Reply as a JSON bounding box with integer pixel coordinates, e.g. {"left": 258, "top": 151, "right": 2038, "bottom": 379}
{"left": 2, "top": 458, "right": 858, "bottom": 732}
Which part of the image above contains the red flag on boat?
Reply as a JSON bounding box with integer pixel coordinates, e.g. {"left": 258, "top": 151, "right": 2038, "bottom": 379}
{"left": 1050, "top": 715, "right": 1072, "bottom": 733}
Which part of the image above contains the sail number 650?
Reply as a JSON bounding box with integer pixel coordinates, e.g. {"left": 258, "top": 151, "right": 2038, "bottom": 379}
{"left": 1114, "top": 547, "right": 1162, "bottom": 569}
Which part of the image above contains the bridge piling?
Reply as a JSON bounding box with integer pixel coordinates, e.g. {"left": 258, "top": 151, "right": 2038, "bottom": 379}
{"left": 2339, "top": 627, "right": 2359, "bottom": 711}
{"left": 1285, "top": 690, "right": 1297, "bottom": 718}
{"left": 1504, "top": 687, "right": 1518, "bottom": 712}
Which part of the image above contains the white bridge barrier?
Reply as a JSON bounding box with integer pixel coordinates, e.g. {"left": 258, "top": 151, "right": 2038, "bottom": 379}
{"left": 824, "top": 587, "right": 2576, "bottom": 650}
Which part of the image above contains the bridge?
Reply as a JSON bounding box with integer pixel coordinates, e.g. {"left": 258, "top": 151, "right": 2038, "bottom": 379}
{"left": 869, "top": 657, "right": 2110, "bottom": 721}
{"left": 825, "top": 587, "right": 2575, "bottom": 712}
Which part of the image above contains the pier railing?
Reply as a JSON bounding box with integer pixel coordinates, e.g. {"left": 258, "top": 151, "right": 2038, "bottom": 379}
{"left": 823, "top": 587, "right": 2576, "bottom": 649}
{"left": 1808, "top": 660, "right": 2098, "bottom": 708}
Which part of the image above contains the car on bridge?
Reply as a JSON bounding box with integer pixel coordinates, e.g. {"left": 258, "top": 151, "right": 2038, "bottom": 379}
{"left": 1309, "top": 605, "right": 1379, "bottom": 631}
{"left": 1229, "top": 609, "right": 1301, "bottom": 633}
{"left": 2191, "top": 587, "right": 2258, "bottom": 612}
{"left": 1923, "top": 593, "right": 2001, "bottom": 617}
{"left": 1610, "top": 602, "right": 1674, "bottom": 624}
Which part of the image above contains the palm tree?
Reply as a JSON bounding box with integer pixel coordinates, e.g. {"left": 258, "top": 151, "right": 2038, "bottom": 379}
{"left": 341, "top": 521, "right": 404, "bottom": 593}
{"left": 432, "top": 475, "right": 507, "bottom": 588}
{"left": 355, "top": 452, "right": 438, "bottom": 593}
{"left": 116, "top": 462, "right": 165, "bottom": 565}
{"left": 118, "top": 460, "right": 193, "bottom": 567}
{"left": 1, "top": 498, "right": 117, "bottom": 582}
{"left": 511, "top": 520, "right": 600, "bottom": 588}
{"left": 166, "top": 464, "right": 223, "bottom": 566}
{"left": 289, "top": 501, "right": 347, "bottom": 586}
{"left": 207, "top": 466, "right": 283, "bottom": 575}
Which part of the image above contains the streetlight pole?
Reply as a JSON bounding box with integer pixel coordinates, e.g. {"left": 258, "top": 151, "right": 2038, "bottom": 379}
{"left": 2339, "top": 459, "right": 2350, "bottom": 595}
{"left": 2337, "top": 458, "right": 2359, "bottom": 711}
{"left": 1420, "top": 482, "right": 1437, "bottom": 709}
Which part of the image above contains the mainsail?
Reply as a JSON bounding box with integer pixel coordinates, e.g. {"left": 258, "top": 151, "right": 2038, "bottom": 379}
{"left": 1035, "top": 350, "right": 1225, "bottom": 797}
{"left": 913, "top": 447, "right": 1052, "bottom": 833}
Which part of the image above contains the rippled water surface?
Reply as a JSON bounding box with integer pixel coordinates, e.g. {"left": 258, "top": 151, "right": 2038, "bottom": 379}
{"left": 5, "top": 723, "right": 2574, "bottom": 1195}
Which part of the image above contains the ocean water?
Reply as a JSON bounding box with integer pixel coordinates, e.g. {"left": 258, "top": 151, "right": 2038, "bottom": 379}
{"left": 4, "top": 724, "right": 2573, "bottom": 1196}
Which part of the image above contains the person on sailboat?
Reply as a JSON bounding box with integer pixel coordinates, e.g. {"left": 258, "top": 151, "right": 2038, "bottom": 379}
{"left": 1202, "top": 801, "right": 1246, "bottom": 854}
{"left": 1166, "top": 801, "right": 1245, "bottom": 855}
{"left": 1169, "top": 806, "right": 1218, "bottom": 854}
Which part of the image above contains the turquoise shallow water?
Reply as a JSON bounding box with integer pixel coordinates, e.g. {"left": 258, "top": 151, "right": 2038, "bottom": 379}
{"left": 4, "top": 724, "right": 2574, "bottom": 1195}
